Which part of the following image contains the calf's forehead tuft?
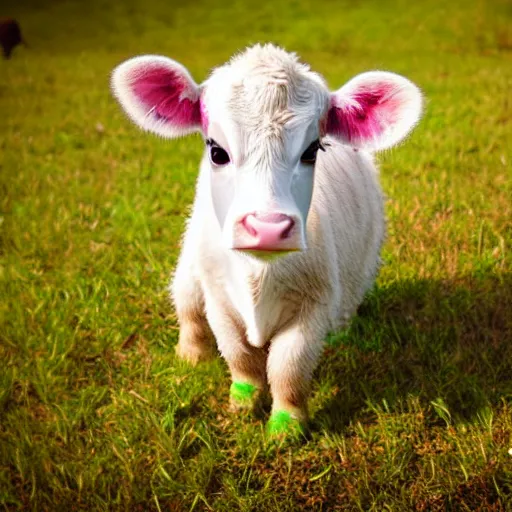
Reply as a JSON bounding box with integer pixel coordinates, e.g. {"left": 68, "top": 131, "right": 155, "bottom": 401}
{"left": 227, "top": 43, "right": 306, "bottom": 79}
{"left": 205, "top": 44, "right": 329, "bottom": 130}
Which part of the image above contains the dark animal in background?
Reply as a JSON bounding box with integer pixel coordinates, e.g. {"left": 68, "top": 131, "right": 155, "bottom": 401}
{"left": 0, "top": 18, "right": 25, "bottom": 59}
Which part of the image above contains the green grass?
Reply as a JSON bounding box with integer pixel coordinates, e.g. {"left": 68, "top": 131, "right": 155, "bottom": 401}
{"left": 1, "top": 0, "right": 511, "bottom": 509}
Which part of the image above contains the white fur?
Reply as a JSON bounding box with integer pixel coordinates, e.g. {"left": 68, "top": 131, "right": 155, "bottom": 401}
{"left": 112, "top": 44, "right": 422, "bottom": 423}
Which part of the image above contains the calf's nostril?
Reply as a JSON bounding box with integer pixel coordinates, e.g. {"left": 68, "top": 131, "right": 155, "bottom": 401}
{"left": 280, "top": 218, "right": 295, "bottom": 239}
{"left": 242, "top": 215, "right": 258, "bottom": 237}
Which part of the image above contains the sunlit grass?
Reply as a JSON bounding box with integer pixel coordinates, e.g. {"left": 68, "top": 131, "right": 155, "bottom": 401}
{"left": 1, "top": 0, "right": 511, "bottom": 509}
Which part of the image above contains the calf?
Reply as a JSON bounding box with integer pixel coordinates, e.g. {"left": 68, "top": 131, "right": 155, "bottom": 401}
{"left": 111, "top": 44, "right": 422, "bottom": 436}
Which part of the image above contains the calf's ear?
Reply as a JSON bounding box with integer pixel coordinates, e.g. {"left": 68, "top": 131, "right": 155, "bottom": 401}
{"left": 326, "top": 71, "right": 422, "bottom": 151}
{"left": 111, "top": 55, "right": 203, "bottom": 138}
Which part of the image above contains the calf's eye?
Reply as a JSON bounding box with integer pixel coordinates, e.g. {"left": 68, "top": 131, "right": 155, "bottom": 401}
{"left": 211, "top": 146, "right": 230, "bottom": 166}
{"left": 206, "top": 139, "right": 230, "bottom": 166}
{"left": 301, "top": 139, "right": 325, "bottom": 165}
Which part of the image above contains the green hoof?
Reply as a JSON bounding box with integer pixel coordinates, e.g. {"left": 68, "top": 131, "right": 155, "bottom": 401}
{"left": 230, "top": 381, "right": 257, "bottom": 407}
{"left": 266, "top": 410, "right": 305, "bottom": 438}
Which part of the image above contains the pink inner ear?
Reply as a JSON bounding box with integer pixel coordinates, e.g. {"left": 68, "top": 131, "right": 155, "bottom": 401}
{"left": 200, "top": 98, "right": 209, "bottom": 132}
{"left": 129, "top": 64, "right": 202, "bottom": 128}
{"left": 327, "top": 84, "right": 402, "bottom": 145}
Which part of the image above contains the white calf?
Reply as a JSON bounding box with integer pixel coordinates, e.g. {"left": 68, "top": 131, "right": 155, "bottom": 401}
{"left": 111, "top": 44, "right": 422, "bottom": 435}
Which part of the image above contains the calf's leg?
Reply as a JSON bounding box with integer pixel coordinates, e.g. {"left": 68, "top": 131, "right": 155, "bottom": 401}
{"left": 172, "top": 261, "right": 215, "bottom": 364}
{"left": 203, "top": 293, "right": 267, "bottom": 409}
{"left": 266, "top": 311, "right": 327, "bottom": 435}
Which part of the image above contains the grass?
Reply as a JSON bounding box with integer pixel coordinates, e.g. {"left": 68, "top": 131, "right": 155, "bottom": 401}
{"left": 1, "top": 0, "right": 511, "bottom": 509}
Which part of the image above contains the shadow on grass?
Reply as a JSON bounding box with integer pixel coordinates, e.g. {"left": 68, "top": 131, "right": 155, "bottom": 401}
{"left": 314, "top": 273, "right": 512, "bottom": 433}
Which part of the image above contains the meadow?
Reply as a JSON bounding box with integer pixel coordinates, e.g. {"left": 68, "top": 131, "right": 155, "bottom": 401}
{"left": 1, "top": 0, "right": 511, "bottom": 509}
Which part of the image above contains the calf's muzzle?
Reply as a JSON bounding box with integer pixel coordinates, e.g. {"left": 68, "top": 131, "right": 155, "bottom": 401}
{"left": 233, "top": 212, "right": 301, "bottom": 252}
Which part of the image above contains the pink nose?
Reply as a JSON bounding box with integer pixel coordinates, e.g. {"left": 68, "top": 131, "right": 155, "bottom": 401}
{"left": 239, "top": 213, "right": 295, "bottom": 250}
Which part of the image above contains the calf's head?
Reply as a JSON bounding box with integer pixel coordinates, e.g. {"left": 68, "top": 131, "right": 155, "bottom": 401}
{"left": 112, "top": 44, "right": 422, "bottom": 257}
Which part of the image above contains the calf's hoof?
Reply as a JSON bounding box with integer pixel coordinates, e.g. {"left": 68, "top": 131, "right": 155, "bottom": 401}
{"left": 229, "top": 381, "right": 258, "bottom": 411}
{"left": 175, "top": 341, "right": 214, "bottom": 365}
{"left": 266, "top": 410, "right": 306, "bottom": 440}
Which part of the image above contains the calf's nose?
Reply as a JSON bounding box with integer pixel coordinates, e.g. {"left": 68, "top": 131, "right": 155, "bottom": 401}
{"left": 236, "top": 212, "right": 296, "bottom": 251}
